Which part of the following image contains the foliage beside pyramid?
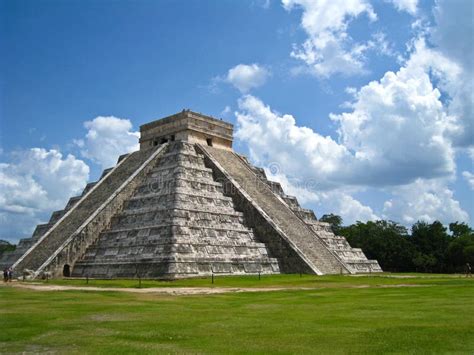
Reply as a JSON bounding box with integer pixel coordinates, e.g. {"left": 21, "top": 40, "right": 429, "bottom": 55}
{"left": 1, "top": 110, "right": 381, "bottom": 279}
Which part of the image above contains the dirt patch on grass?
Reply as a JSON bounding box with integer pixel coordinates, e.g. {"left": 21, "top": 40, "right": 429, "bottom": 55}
{"left": 350, "top": 274, "right": 464, "bottom": 279}
{"left": 2, "top": 282, "right": 431, "bottom": 295}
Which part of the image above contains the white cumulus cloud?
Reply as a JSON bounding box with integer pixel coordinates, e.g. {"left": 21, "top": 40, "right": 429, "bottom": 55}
{"left": 462, "top": 171, "right": 474, "bottom": 190}
{"left": 236, "top": 81, "right": 455, "bottom": 189}
{"left": 430, "top": 0, "right": 474, "bottom": 148}
{"left": 0, "top": 149, "right": 89, "bottom": 242}
{"left": 382, "top": 178, "right": 469, "bottom": 224}
{"left": 226, "top": 64, "right": 270, "bottom": 93}
{"left": 236, "top": 94, "right": 351, "bottom": 189}
{"left": 330, "top": 38, "right": 457, "bottom": 185}
{"left": 76, "top": 116, "right": 140, "bottom": 168}
{"left": 282, "top": 0, "right": 379, "bottom": 77}
{"left": 386, "top": 0, "right": 418, "bottom": 15}
{"left": 235, "top": 91, "right": 468, "bottom": 225}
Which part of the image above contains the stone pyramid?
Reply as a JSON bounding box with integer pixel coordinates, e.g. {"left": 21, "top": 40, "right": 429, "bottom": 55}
{"left": 72, "top": 142, "right": 280, "bottom": 278}
{"left": 1, "top": 110, "right": 381, "bottom": 279}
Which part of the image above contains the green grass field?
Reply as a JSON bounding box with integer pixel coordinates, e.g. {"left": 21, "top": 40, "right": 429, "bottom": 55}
{"left": 1, "top": 274, "right": 473, "bottom": 354}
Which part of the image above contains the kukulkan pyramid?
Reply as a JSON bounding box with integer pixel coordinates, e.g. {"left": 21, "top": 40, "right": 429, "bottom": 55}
{"left": 1, "top": 110, "right": 381, "bottom": 279}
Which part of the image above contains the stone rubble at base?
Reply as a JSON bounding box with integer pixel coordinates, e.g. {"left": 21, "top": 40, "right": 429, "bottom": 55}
{"left": 0, "top": 110, "right": 381, "bottom": 278}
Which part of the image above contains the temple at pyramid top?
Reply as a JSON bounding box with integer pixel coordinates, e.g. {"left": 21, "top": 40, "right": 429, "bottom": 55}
{"left": 140, "top": 110, "right": 234, "bottom": 150}
{"left": 1, "top": 110, "right": 381, "bottom": 279}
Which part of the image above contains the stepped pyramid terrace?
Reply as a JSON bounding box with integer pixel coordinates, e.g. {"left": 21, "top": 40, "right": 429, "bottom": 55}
{"left": 1, "top": 110, "right": 381, "bottom": 279}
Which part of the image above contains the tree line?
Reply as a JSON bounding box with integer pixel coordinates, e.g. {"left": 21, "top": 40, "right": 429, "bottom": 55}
{"left": 320, "top": 214, "right": 474, "bottom": 273}
{"left": 0, "top": 240, "right": 15, "bottom": 255}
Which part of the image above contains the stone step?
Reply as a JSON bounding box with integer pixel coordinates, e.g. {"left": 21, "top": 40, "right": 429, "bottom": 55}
{"left": 283, "top": 196, "right": 300, "bottom": 209}
{"left": 65, "top": 196, "right": 81, "bottom": 210}
{"left": 82, "top": 182, "right": 97, "bottom": 196}
{"left": 134, "top": 177, "right": 224, "bottom": 195}
{"left": 32, "top": 223, "right": 52, "bottom": 238}
{"left": 125, "top": 191, "right": 234, "bottom": 209}
{"left": 80, "top": 245, "right": 274, "bottom": 259}
{"left": 109, "top": 210, "right": 254, "bottom": 230}
{"left": 156, "top": 153, "right": 205, "bottom": 168}
{"left": 292, "top": 208, "right": 317, "bottom": 222}
{"left": 149, "top": 166, "right": 214, "bottom": 180}
{"left": 149, "top": 161, "right": 212, "bottom": 174}
{"left": 117, "top": 153, "right": 130, "bottom": 164}
{"left": 141, "top": 175, "right": 223, "bottom": 187}
{"left": 251, "top": 166, "right": 266, "bottom": 179}
{"left": 76, "top": 253, "right": 278, "bottom": 266}
{"left": 128, "top": 189, "right": 233, "bottom": 201}
{"left": 84, "top": 236, "right": 266, "bottom": 249}
{"left": 118, "top": 205, "right": 245, "bottom": 219}
{"left": 105, "top": 219, "right": 252, "bottom": 233}
{"left": 49, "top": 210, "right": 66, "bottom": 224}
{"left": 72, "top": 260, "right": 280, "bottom": 278}
{"left": 100, "top": 168, "right": 113, "bottom": 179}
{"left": 219, "top": 149, "right": 380, "bottom": 275}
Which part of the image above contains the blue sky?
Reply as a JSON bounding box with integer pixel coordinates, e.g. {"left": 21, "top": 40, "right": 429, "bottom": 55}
{"left": 1, "top": 0, "right": 473, "bottom": 243}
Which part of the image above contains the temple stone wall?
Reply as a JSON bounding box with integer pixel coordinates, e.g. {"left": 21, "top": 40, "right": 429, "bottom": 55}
{"left": 140, "top": 110, "right": 233, "bottom": 150}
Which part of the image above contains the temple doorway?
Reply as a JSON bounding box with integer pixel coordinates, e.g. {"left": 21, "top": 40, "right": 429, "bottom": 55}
{"left": 63, "top": 264, "right": 71, "bottom": 277}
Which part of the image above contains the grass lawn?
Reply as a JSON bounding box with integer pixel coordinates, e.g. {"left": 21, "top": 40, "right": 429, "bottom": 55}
{"left": 1, "top": 274, "right": 473, "bottom": 354}
{"left": 25, "top": 272, "right": 471, "bottom": 288}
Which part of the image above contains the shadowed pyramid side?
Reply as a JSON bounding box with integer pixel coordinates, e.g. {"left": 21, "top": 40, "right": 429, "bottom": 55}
{"left": 240, "top": 159, "right": 382, "bottom": 273}
{"left": 198, "top": 144, "right": 354, "bottom": 275}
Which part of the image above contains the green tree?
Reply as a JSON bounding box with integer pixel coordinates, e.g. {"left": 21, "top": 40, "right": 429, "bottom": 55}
{"left": 319, "top": 214, "right": 343, "bottom": 234}
{"left": 464, "top": 245, "right": 474, "bottom": 265}
{"left": 412, "top": 253, "right": 437, "bottom": 272}
{"left": 340, "top": 220, "right": 416, "bottom": 272}
{"left": 446, "top": 226, "right": 474, "bottom": 271}
{"left": 0, "top": 240, "right": 16, "bottom": 256}
{"left": 449, "top": 222, "right": 472, "bottom": 238}
{"left": 410, "top": 221, "right": 452, "bottom": 272}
